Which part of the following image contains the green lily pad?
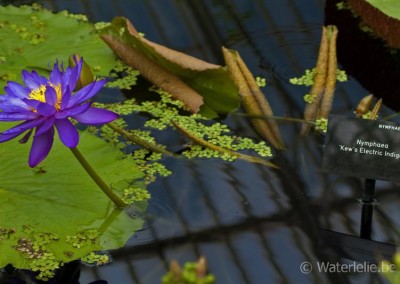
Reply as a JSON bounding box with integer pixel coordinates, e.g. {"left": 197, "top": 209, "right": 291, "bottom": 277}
{"left": 0, "top": 4, "right": 117, "bottom": 91}
{"left": 366, "top": 0, "right": 400, "bottom": 20}
{"left": 0, "top": 123, "right": 146, "bottom": 280}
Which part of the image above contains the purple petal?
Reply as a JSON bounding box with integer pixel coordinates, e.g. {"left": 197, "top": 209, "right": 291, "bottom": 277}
{"left": 29, "top": 127, "right": 55, "bottom": 167}
{"left": 18, "top": 129, "right": 33, "bottom": 144}
{"left": 0, "top": 98, "right": 30, "bottom": 112}
{"left": 36, "top": 102, "right": 56, "bottom": 116}
{"left": 60, "top": 86, "right": 71, "bottom": 110}
{"left": 66, "top": 59, "right": 83, "bottom": 92}
{"left": 0, "top": 112, "right": 39, "bottom": 121}
{"left": 6, "top": 82, "right": 30, "bottom": 99}
{"left": 50, "top": 62, "right": 62, "bottom": 84}
{"left": 45, "top": 85, "right": 58, "bottom": 106}
{"left": 0, "top": 131, "right": 27, "bottom": 142}
{"left": 23, "top": 98, "right": 41, "bottom": 109}
{"left": 2, "top": 117, "right": 45, "bottom": 135}
{"left": 55, "top": 102, "right": 91, "bottom": 119}
{"left": 66, "top": 79, "right": 106, "bottom": 108}
{"left": 35, "top": 117, "right": 55, "bottom": 136}
{"left": 72, "top": 107, "right": 118, "bottom": 125}
{"left": 55, "top": 118, "right": 79, "bottom": 148}
{"left": 22, "top": 70, "right": 47, "bottom": 90}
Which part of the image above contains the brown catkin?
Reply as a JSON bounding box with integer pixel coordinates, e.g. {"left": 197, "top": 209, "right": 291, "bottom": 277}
{"left": 318, "top": 26, "right": 338, "bottom": 120}
{"left": 355, "top": 94, "right": 374, "bottom": 117}
{"left": 235, "top": 53, "right": 285, "bottom": 149}
{"left": 301, "top": 26, "right": 329, "bottom": 135}
{"left": 370, "top": 98, "right": 382, "bottom": 120}
{"left": 222, "top": 47, "right": 283, "bottom": 149}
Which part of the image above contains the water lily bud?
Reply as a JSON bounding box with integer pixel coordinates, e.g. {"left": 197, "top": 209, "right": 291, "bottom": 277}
{"left": 169, "top": 260, "right": 182, "bottom": 281}
{"left": 355, "top": 94, "right": 374, "bottom": 117}
{"left": 69, "top": 54, "right": 94, "bottom": 90}
{"left": 196, "top": 256, "right": 207, "bottom": 278}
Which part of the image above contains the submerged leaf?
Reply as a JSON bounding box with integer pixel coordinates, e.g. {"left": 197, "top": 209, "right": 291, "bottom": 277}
{"left": 0, "top": 123, "right": 146, "bottom": 278}
{"left": 100, "top": 17, "right": 240, "bottom": 118}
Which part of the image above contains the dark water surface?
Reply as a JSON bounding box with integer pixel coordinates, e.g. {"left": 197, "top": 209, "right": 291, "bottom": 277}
{"left": 1, "top": 0, "right": 400, "bottom": 283}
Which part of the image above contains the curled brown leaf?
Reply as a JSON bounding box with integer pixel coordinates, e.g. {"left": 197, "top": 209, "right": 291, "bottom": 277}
{"left": 222, "top": 47, "right": 285, "bottom": 149}
{"left": 101, "top": 17, "right": 206, "bottom": 113}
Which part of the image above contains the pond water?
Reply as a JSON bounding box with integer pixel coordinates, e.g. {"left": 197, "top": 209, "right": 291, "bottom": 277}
{"left": 1, "top": 0, "right": 399, "bottom": 283}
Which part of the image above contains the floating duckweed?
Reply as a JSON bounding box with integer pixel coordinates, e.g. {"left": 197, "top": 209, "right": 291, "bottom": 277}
{"left": 98, "top": 88, "right": 273, "bottom": 166}
{"left": 14, "top": 227, "right": 61, "bottom": 281}
{"left": 290, "top": 68, "right": 315, "bottom": 86}
{"left": 96, "top": 99, "right": 138, "bottom": 116}
{"left": 61, "top": 10, "right": 88, "bottom": 22}
{"left": 256, "top": 76, "right": 267, "bottom": 87}
{"left": 303, "top": 94, "right": 315, "bottom": 104}
{"left": 81, "top": 252, "right": 110, "bottom": 266}
{"left": 20, "top": 32, "right": 29, "bottom": 39}
{"left": 94, "top": 22, "right": 111, "bottom": 31}
{"left": 0, "top": 227, "right": 16, "bottom": 242}
{"left": 132, "top": 149, "right": 172, "bottom": 184}
{"left": 290, "top": 68, "right": 347, "bottom": 86}
{"left": 87, "top": 116, "right": 127, "bottom": 149}
{"left": 30, "top": 252, "right": 60, "bottom": 281}
{"left": 106, "top": 61, "right": 140, "bottom": 90}
{"left": 29, "top": 3, "right": 43, "bottom": 10}
{"left": 315, "top": 118, "right": 328, "bottom": 133}
{"left": 66, "top": 229, "right": 99, "bottom": 249}
{"left": 9, "top": 24, "right": 27, "bottom": 33}
{"left": 29, "top": 33, "right": 45, "bottom": 45}
{"left": 28, "top": 15, "right": 45, "bottom": 28}
{"left": 336, "top": 69, "right": 348, "bottom": 82}
{"left": 91, "top": 102, "right": 173, "bottom": 184}
{"left": 122, "top": 187, "right": 151, "bottom": 204}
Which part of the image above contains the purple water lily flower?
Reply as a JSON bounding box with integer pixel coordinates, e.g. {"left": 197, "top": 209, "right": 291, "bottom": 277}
{"left": 0, "top": 59, "right": 118, "bottom": 167}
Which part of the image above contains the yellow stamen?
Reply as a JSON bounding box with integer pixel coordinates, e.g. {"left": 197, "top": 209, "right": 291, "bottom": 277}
{"left": 28, "top": 85, "right": 46, "bottom": 102}
{"left": 28, "top": 83, "right": 62, "bottom": 110}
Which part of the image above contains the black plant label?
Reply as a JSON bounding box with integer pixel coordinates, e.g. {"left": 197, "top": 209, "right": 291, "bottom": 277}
{"left": 322, "top": 115, "right": 400, "bottom": 182}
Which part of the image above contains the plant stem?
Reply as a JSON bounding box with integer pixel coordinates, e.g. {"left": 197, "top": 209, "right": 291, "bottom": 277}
{"left": 172, "top": 121, "right": 279, "bottom": 169}
{"left": 107, "top": 123, "right": 176, "bottom": 156}
{"left": 70, "top": 147, "right": 127, "bottom": 208}
{"left": 231, "top": 113, "right": 316, "bottom": 124}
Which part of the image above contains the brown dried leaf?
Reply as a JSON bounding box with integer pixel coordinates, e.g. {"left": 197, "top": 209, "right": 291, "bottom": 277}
{"left": 101, "top": 33, "right": 203, "bottom": 113}
{"left": 126, "top": 20, "right": 220, "bottom": 71}
{"left": 100, "top": 17, "right": 240, "bottom": 117}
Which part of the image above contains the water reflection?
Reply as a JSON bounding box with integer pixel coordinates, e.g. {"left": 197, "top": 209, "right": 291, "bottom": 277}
{"left": 1, "top": 0, "right": 400, "bottom": 283}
